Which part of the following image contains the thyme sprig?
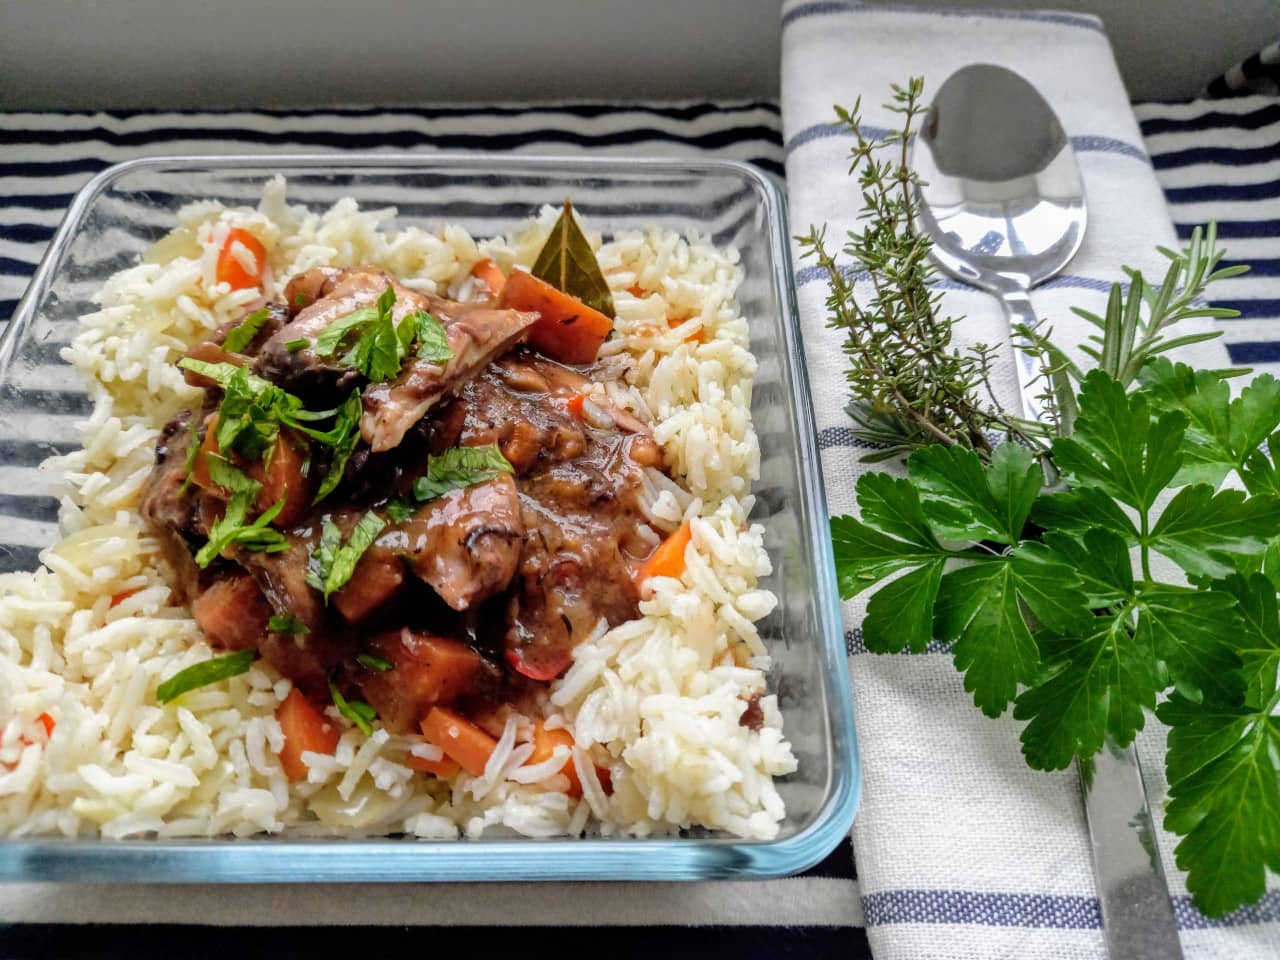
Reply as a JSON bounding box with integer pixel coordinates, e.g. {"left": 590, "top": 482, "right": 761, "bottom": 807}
{"left": 795, "top": 78, "right": 1036, "bottom": 463}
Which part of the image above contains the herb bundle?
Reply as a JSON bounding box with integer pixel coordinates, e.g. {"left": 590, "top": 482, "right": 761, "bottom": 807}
{"left": 807, "top": 80, "right": 1280, "bottom": 918}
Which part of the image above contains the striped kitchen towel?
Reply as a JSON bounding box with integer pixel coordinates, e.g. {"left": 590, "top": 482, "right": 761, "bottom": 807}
{"left": 780, "top": 3, "right": 1280, "bottom": 959}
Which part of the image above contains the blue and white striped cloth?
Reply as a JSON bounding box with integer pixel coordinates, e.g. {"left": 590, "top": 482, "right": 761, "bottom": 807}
{"left": 780, "top": 2, "right": 1279, "bottom": 959}
{"left": 0, "top": 32, "right": 1277, "bottom": 960}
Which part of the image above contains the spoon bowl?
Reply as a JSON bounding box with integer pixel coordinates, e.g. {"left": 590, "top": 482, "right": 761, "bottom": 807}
{"left": 914, "top": 63, "right": 1086, "bottom": 293}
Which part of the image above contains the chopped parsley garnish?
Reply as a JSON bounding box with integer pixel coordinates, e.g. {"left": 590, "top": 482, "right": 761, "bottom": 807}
{"left": 412, "top": 310, "right": 454, "bottom": 364}
{"left": 330, "top": 682, "right": 377, "bottom": 735}
{"left": 305, "top": 511, "right": 387, "bottom": 601}
{"left": 294, "top": 293, "right": 309, "bottom": 307}
{"left": 285, "top": 338, "right": 309, "bottom": 352}
{"left": 157, "top": 649, "right": 256, "bottom": 704}
{"left": 290, "top": 390, "right": 363, "bottom": 505}
{"left": 267, "top": 614, "right": 310, "bottom": 635}
{"left": 383, "top": 497, "right": 417, "bottom": 524}
{"left": 312, "top": 287, "right": 451, "bottom": 382}
{"left": 222, "top": 307, "right": 271, "bottom": 354}
{"left": 413, "top": 444, "right": 514, "bottom": 503}
{"left": 356, "top": 653, "right": 393, "bottom": 672}
{"left": 180, "top": 421, "right": 203, "bottom": 493}
{"left": 193, "top": 456, "right": 288, "bottom": 567}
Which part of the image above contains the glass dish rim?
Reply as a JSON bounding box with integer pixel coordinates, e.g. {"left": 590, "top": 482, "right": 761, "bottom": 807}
{"left": 0, "top": 153, "right": 860, "bottom": 883}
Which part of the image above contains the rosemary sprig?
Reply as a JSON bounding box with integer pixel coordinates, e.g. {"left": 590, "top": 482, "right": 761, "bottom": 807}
{"left": 795, "top": 77, "right": 1037, "bottom": 463}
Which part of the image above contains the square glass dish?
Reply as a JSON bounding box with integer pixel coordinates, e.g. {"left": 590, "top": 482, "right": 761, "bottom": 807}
{"left": 0, "top": 155, "right": 859, "bottom": 882}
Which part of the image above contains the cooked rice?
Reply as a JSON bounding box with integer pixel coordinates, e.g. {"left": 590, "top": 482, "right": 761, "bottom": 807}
{"left": 0, "top": 177, "right": 796, "bottom": 840}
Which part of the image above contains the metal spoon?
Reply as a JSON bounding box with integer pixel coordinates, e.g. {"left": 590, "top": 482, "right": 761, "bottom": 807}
{"left": 912, "top": 63, "right": 1184, "bottom": 960}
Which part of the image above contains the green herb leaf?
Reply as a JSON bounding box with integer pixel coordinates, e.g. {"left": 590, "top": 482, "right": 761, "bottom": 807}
{"left": 934, "top": 562, "right": 1043, "bottom": 718}
{"left": 305, "top": 512, "right": 386, "bottom": 602}
{"left": 268, "top": 614, "right": 310, "bottom": 635}
{"left": 909, "top": 442, "right": 1041, "bottom": 544}
{"left": 530, "top": 199, "right": 616, "bottom": 317}
{"left": 303, "top": 390, "right": 363, "bottom": 505}
{"left": 855, "top": 472, "right": 942, "bottom": 550}
{"left": 1014, "top": 612, "right": 1159, "bottom": 770}
{"left": 1030, "top": 486, "right": 1140, "bottom": 543}
{"left": 861, "top": 559, "right": 945, "bottom": 653}
{"left": 356, "top": 653, "right": 393, "bottom": 672}
{"left": 1147, "top": 485, "right": 1280, "bottom": 579}
{"left": 413, "top": 444, "right": 514, "bottom": 503}
{"left": 1213, "top": 574, "right": 1280, "bottom": 710}
{"left": 1051, "top": 371, "right": 1187, "bottom": 512}
{"left": 330, "top": 682, "right": 376, "bottom": 736}
{"left": 222, "top": 308, "right": 271, "bottom": 354}
{"left": 157, "top": 649, "right": 256, "bottom": 704}
{"left": 194, "top": 489, "right": 288, "bottom": 568}
{"left": 413, "top": 310, "right": 454, "bottom": 364}
{"left": 285, "top": 338, "right": 309, "bottom": 352}
{"left": 383, "top": 497, "right": 417, "bottom": 525}
{"left": 1158, "top": 694, "right": 1280, "bottom": 918}
{"left": 313, "top": 305, "right": 380, "bottom": 359}
{"left": 1134, "top": 585, "right": 1242, "bottom": 705}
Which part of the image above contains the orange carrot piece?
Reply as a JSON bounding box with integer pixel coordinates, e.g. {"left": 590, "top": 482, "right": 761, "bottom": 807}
{"left": 276, "top": 688, "right": 340, "bottom": 781}
{"left": 499, "top": 269, "right": 613, "bottom": 365}
{"left": 421, "top": 706, "right": 498, "bottom": 778}
{"left": 215, "top": 228, "right": 268, "bottom": 291}
{"left": 566, "top": 393, "right": 585, "bottom": 419}
{"left": 110, "top": 587, "right": 142, "bottom": 608}
{"left": 470, "top": 258, "right": 506, "bottom": 296}
{"left": 35, "top": 713, "right": 55, "bottom": 738}
{"left": 191, "top": 576, "right": 272, "bottom": 651}
{"left": 191, "top": 415, "right": 311, "bottom": 526}
{"left": 668, "top": 317, "right": 704, "bottom": 345}
{"left": 637, "top": 519, "right": 693, "bottom": 585}
{"left": 405, "top": 750, "right": 462, "bottom": 779}
{"left": 530, "top": 721, "right": 580, "bottom": 796}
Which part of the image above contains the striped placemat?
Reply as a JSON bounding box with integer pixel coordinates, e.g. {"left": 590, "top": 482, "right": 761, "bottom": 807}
{"left": 0, "top": 95, "right": 1275, "bottom": 957}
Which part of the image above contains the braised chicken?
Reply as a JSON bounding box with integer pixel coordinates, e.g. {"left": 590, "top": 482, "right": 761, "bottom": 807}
{"left": 140, "top": 265, "right": 666, "bottom": 734}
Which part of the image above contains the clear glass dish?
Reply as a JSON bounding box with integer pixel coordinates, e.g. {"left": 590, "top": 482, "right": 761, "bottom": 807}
{"left": 0, "top": 155, "right": 859, "bottom": 882}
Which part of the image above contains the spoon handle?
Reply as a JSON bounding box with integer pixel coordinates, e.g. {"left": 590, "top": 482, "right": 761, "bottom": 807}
{"left": 998, "top": 288, "right": 1052, "bottom": 425}
{"left": 999, "top": 288, "right": 1185, "bottom": 960}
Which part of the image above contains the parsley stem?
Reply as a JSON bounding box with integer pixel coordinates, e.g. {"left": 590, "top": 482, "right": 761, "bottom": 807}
{"left": 1139, "top": 512, "right": 1153, "bottom": 583}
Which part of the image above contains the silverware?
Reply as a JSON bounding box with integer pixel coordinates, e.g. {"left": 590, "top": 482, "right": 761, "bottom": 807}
{"left": 911, "top": 63, "right": 1184, "bottom": 960}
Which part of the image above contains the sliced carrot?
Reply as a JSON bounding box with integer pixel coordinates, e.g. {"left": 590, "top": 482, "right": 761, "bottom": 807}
{"left": 470, "top": 258, "right": 506, "bottom": 296}
{"left": 110, "top": 587, "right": 142, "bottom": 608}
{"left": 215, "top": 227, "right": 268, "bottom": 291}
{"left": 627, "top": 284, "right": 646, "bottom": 298}
{"left": 499, "top": 269, "right": 613, "bottom": 365}
{"left": 421, "top": 706, "right": 498, "bottom": 778}
{"left": 191, "top": 415, "right": 311, "bottom": 526}
{"left": 35, "top": 713, "right": 55, "bottom": 738}
{"left": 669, "top": 317, "right": 704, "bottom": 345}
{"left": 276, "top": 688, "right": 340, "bottom": 781}
{"left": 333, "top": 555, "right": 404, "bottom": 624}
{"left": 405, "top": 750, "right": 461, "bottom": 779}
{"left": 565, "top": 393, "right": 585, "bottom": 419}
{"left": 191, "top": 575, "right": 272, "bottom": 651}
{"left": 359, "top": 632, "right": 481, "bottom": 733}
{"left": 637, "top": 519, "right": 693, "bottom": 586}
{"left": 530, "top": 721, "right": 580, "bottom": 796}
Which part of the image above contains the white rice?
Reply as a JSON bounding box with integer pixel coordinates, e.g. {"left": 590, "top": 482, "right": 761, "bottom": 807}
{"left": 0, "top": 177, "right": 796, "bottom": 840}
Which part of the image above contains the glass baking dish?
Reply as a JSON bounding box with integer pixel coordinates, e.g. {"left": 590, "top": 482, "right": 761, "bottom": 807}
{"left": 0, "top": 155, "right": 859, "bottom": 882}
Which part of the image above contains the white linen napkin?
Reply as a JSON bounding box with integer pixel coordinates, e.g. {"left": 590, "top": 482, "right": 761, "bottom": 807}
{"left": 779, "top": 3, "right": 1280, "bottom": 958}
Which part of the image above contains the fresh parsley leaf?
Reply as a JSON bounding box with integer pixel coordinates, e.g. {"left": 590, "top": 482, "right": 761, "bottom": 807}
{"left": 180, "top": 422, "right": 202, "bottom": 494}
{"left": 356, "top": 653, "right": 393, "bottom": 672}
{"left": 301, "top": 390, "right": 362, "bottom": 505}
{"left": 383, "top": 497, "right": 417, "bottom": 525}
{"left": 313, "top": 305, "right": 380, "bottom": 359}
{"left": 862, "top": 559, "right": 945, "bottom": 653}
{"left": 908, "top": 442, "right": 1041, "bottom": 544}
{"left": 412, "top": 310, "right": 454, "bottom": 364}
{"left": 305, "top": 512, "right": 386, "bottom": 601}
{"left": 413, "top": 444, "right": 514, "bottom": 503}
{"left": 194, "top": 489, "right": 287, "bottom": 568}
{"left": 222, "top": 308, "right": 271, "bottom": 354}
{"left": 1213, "top": 574, "right": 1280, "bottom": 710}
{"left": 294, "top": 292, "right": 309, "bottom": 307}
{"left": 855, "top": 472, "right": 942, "bottom": 550}
{"left": 1052, "top": 370, "right": 1187, "bottom": 512}
{"left": 1158, "top": 693, "right": 1280, "bottom": 917}
{"left": 1039, "top": 529, "right": 1134, "bottom": 606}
{"left": 1241, "top": 433, "right": 1280, "bottom": 497}
{"left": 205, "top": 454, "right": 258, "bottom": 495}
{"left": 1134, "top": 584, "right": 1243, "bottom": 705}
{"left": 267, "top": 614, "right": 309, "bottom": 635}
{"left": 330, "top": 682, "right": 376, "bottom": 735}
{"left": 1147, "top": 484, "right": 1280, "bottom": 579}
{"left": 1030, "top": 485, "right": 1139, "bottom": 543}
{"left": 934, "top": 562, "right": 1043, "bottom": 718}
{"left": 157, "top": 649, "right": 256, "bottom": 704}
{"left": 285, "top": 338, "right": 309, "bottom": 352}
{"left": 1014, "top": 612, "right": 1160, "bottom": 770}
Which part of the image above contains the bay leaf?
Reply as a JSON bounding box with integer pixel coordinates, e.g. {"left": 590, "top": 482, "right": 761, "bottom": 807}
{"left": 530, "top": 199, "right": 616, "bottom": 318}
